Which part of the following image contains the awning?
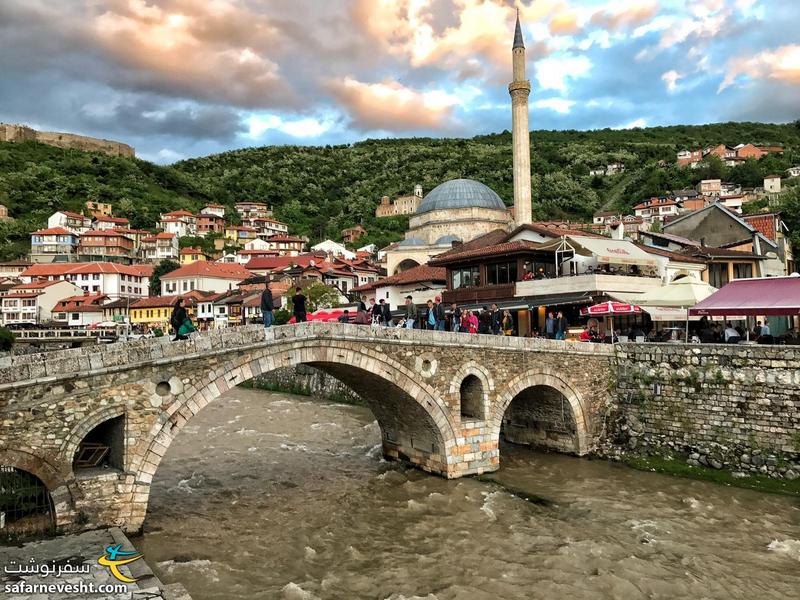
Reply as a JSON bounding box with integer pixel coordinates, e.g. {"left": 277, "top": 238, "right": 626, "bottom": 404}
{"left": 642, "top": 306, "right": 702, "bottom": 322}
{"left": 689, "top": 275, "right": 800, "bottom": 316}
{"left": 569, "top": 236, "right": 660, "bottom": 267}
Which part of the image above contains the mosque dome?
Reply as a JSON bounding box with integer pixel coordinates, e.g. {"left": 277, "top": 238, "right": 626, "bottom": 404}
{"left": 416, "top": 179, "right": 506, "bottom": 215}
{"left": 398, "top": 236, "right": 426, "bottom": 246}
{"left": 435, "top": 234, "right": 462, "bottom": 245}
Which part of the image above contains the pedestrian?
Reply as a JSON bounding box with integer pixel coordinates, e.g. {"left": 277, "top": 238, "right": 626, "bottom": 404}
{"left": 170, "top": 298, "right": 189, "bottom": 341}
{"left": 425, "top": 300, "right": 437, "bottom": 330}
{"left": 490, "top": 303, "right": 502, "bottom": 335}
{"left": 555, "top": 311, "right": 569, "bottom": 340}
{"left": 501, "top": 310, "right": 514, "bottom": 336}
{"left": 545, "top": 311, "right": 556, "bottom": 339}
{"left": 433, "top": 296, "right": 446, "bottom": 331}
{"left": 358, "top": 295, "right": 368, "bottom": 312}
{"left": 337, "top": 309, "right": 351, "bottom": 323}
{"left": 260, "top": 282, "right": 274, "bottom": 329}
{"left": 379, "top": 299, "right": 392, "bottom": 326}
{"left": 724, "top": 322, "right": 740, "bottom": 343}
{"left": 292, "top": 287, "right": 307, "bottom": 323}
{"left": 403, "top": 295, "right": 417, "bottom": 329}
{"left": 466, "top": 309, "right": 479, "bottom": 334}
{"left": 370, "top": 297, "right": 382, "bottom": 325}
{"left": 479, "top": 305, "right": 491, "bottom": 334}
{"left": 450, "top": 302, "right": 462, "bottom": 332}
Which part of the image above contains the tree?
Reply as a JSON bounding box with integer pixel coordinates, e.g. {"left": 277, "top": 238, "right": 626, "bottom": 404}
{"left": 0, "top": 326, "right": 14, "bottom": 352}
{"left": 150, "top": 259, "right": 180, "bottom": 296}
{"left": 286, "top": 283, "right": 341, "bottom": 313}
{"left": 777, "top": 186, "right": 800, "bottom": 258}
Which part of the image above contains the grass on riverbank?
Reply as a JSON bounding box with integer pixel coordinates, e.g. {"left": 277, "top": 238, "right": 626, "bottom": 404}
{"left": 622, "top": 454, "right": 800, "bottom": 496}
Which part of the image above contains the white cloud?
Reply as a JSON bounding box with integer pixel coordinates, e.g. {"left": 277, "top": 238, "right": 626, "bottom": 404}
{"left": 662, "top": 70, "right": 683, "bottom": 92}
{"left": 247, "top": 114, "right": 333, "bottom": 139}
{"left": 534, "top": 98, "right": 576, "bottom": 114}
{"left": 719, "top": 44, "right": 800, "bottom": 92}
{"left": 535, "top": 54, "right": 592, "bottom": 92}
{"left": 615, "top": 118, "right": 647, "bottom": 130}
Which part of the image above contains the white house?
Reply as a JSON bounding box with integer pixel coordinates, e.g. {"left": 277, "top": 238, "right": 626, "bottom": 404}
{"left": 764, "top": 175, "right": 782, "bottom": 194}
{"left": 19, "top": 263, "right": 148, "bottom": 298}
{"left": 201, "top": 204, "right": 226, "bottom": 218}
{"left": 160, "top": 262, "right": 254, "bottom": 295}
{"left": 141, "top": 232, "right": 179, "bottom": 262}
{"left": 1, "top": 279, "right": 83, "bottom": 326}
{"left": 52, "top": 293, "right": 108, "bottom": 327}
{"left": 158, "top": 210, "right": 197, "bottom": 237}
{"left": 47, "top": 211, "right": 91, "bottom": 234}
{"left": 786, "top": 166, "right": 800, "bottom": 178}
{"left": 310, "top": 239, "right": 356, "bottom": 260}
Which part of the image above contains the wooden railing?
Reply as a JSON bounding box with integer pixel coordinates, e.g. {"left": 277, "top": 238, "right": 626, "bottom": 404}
{"left": 442, "top": 283, "right": 516, "bottom": 304}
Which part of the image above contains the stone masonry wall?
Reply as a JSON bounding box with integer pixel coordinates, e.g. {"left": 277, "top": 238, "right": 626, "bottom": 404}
{"left": 250, "top": 364, "right": 361, "bottom": 404}
{"left": 611, "top": 343, "right": 800, "bottom": 479}
{"left": 0, "top": 123, "right": 135, "bottom": 157}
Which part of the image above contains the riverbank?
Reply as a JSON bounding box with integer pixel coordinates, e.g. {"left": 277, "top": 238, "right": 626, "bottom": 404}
{"left": 0, "top": 527, "right": 192, "bottom": 600}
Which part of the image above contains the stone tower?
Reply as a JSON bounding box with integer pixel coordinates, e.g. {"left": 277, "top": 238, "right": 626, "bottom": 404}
{"left": 509, "top": 10, "right": 532, "bottom": 225}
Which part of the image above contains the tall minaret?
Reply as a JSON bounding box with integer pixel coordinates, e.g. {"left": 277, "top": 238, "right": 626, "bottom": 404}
{"left": 509, "top": 9, "right": 532, "bottom": 225}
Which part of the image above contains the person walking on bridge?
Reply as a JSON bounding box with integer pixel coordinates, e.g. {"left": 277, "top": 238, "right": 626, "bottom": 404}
{"left": 379, "top": 299, "right": 392, "bottom": 326}
{"left": 292, "top": 287, "right": 307, "bottom": 323}
{"left": 170, "top": 298, "right": 192, "bottom": 341}
{"left": 260, "top": 283, "right": 274, "bottom": 329}
{"left": 403, "top": 296, "right": 418, "bottom": 329}
{"left": 432, "top": 296, "right": 446, "bottom": 331}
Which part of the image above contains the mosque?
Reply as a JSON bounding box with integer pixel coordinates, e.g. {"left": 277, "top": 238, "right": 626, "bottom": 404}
{"left": 384, "top": 12, "right": 532, "bottom": 276}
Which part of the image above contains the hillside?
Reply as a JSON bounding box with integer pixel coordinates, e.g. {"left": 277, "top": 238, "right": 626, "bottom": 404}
{"left": 1, "top": 121, "right": 799, "bottom": 260}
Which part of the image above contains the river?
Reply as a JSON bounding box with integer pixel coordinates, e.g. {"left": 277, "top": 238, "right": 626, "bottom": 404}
{"left": 137, "top": 387, "right": 800, "bottom": 600}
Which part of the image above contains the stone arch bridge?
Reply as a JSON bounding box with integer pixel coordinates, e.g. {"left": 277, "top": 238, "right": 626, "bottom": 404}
{"left": 0, "top": 322, "right": 615, "bottom": 533}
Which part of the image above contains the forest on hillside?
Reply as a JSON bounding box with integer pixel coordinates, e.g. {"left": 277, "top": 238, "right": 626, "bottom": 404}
{"left": 1, "top": 120, "right": 799, "bottom": 261}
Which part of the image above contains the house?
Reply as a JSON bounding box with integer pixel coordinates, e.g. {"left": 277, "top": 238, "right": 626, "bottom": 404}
{"left": 662, "top": 203, "right": 788, "bottom": 282}
{"left": 234, "top": 202, "right": 271, "bottom": 221}
{"left": 92, "top": 215, "right": 130, "bottom": 231}
{"left": 52, "top": 293, "right": 108, "bottom": 327}
{"left": 47, "top": 211, "right": 91, "bottom": 234}
{"left": 130, "top": 295, "right": 192, "bottom": 333}
{"left": 160, "top": 262, "right": 254, "bottom": 295}
{"left": 764, "top": 175, "right": 782, "bottom": 194}
{"left": 352, "top": 264, "right": 447, "bottom": 309}
{"left": 375, "top": 185, "right": 423, "bottom": 218}
{"left": 592, "top": 211, "right": 620, "bottom": 225}
{"left": 342, "top": 225, "right": 367, "bottom": 244}
{"left": 231, "top": 249, "right": 279, "bottom": 265}
{"left": 697, "top": 179, "right": 722, "bottom": 196}
{"left": 85, "top": 201, "right": 113, "bottom": 217}
{"left": 1, "top": 279, "right": 83, "bottom": 327}
{"left": 719, "top": 194, "right": 747, "bottom": 213}
{"left": 19, "top": 262, "right": 148, "bottom": 298}
{"left": 0, "top": 259, "right": 32, "bottom": 279}
{"left": 141, "top": 232, "right": 179, "bottom": 263}
{"left": 358, "top": 244, "right": 377, "bottom": 255}
{"left": 0, "top": 204, "right": 11, "bottom": 221}
{"left": 264, "top": 235, "right": 306, "bottom": 256}
{"left": 632, "top": 198, "right": 680, "bottom": 223}
{"left": 101, "top": 298, "right": 131, "bottom": 325}
{"left": 310, "top": 240, "right": 356, "bottom": 260}
{"left": 224, "top": 225, "right": 259, "bottom": 247}
{"left": 158, "top": 210, "right": 197, "bottom": 237}
{"left": 77, "top": 230, "right": 135, "bottom": 264}
{"left": 741, "top": 212, "right": 795, "bottom": 275}
{"left": 786, "top": 166, "right": 800, "bottom": 178}
{"left": 196, "top": 213, "right": 225, "bottom": 236}
{"left": 111, "top": 228, "right": 148, "bottom": 251}
{"left": 677, "top": 148, "right": 704, "bottom": 167}
{"left": 179, "top": 247, "right": 210, "bottom": 265}
{"left": 200, "top": 204, "right": 226, "bottom": 218}
{"left": 245, "top": 217, "right": 289, "bottom": 239}
{"left": 30, "top": 227, "right": 79, "bottom": 263}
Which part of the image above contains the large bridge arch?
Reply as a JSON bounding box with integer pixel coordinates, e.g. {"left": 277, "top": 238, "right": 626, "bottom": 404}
{"left": 0, "top": 447, "right": 71, "bottom": 529}
{"left": 491, "top": 369, "right": 591, "bottom": 456}
{"left": 122, "top": 341, "right": 461, "bottom": 531}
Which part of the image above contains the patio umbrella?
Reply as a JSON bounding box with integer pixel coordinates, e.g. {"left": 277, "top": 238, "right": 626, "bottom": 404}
{"left": 580, "top": 301, "right": 641, "bottom": 341}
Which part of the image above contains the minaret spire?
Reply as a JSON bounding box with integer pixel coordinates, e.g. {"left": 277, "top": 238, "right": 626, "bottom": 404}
{"left": 509, "top": 7, "right": 532, "bottom": 225}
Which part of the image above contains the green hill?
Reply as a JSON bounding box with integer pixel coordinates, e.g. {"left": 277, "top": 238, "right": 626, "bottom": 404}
{"left": 1, "top": 121, "right": 799, "bottom": 261}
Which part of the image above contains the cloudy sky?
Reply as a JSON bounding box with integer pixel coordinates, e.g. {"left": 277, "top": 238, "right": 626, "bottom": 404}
{"left": 1, "top": 0, "right": 798, "bottom": 163}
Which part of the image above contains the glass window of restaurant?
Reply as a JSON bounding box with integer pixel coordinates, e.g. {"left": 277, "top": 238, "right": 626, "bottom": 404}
{"left": 486, "top": 261, "right": 518, "bottom": 285}
{"left": 708, "top": 263, "right": 729, "bottom": 288}
{"left": 452, "top": 266, "right": 480, "bottom": 289}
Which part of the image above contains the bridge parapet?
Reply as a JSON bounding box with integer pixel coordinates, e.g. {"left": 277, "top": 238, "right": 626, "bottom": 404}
{"left": 0, "top": 322, "right": 615, "bottom": 391}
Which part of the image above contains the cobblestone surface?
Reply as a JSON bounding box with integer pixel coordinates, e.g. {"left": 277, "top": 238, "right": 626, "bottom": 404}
{"left": 0, "top": 528, "right": 190, "bottom": 600}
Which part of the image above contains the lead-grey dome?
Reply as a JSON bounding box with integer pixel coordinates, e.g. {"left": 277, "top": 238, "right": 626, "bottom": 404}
{"left": 416, "top": 179, "right": 506, "bottom": 214}
{"left": 398, "top": 236, "right": 425, "bottom": 246}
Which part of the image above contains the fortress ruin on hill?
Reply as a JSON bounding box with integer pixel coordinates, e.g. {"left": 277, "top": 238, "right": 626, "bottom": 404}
{"left": 0, "top": 123, "right": 135, "bottom": 158}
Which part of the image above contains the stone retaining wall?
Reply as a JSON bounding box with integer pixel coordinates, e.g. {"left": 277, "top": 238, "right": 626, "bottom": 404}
{"left": 250, "top": 364, "right": 362, "bottom": 404}
{"left": 609, "top": 343, "right": 800, "bottom": 479}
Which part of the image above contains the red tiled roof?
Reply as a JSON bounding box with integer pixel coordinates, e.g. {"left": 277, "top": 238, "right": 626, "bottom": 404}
{"left": 31, "top": 227, "right": 75, "bottom": 236}
{"left": 130, "top": 295, "right": 182, "bottom": 309}
{"left": 162, "top": 210, "right": 195, "bottom": 217}
{"left": 266, "top": 235, "right": 304, "bottom": 242}
{"left": 94, "top": 216, "right": 129, "bottom": 223}
{"left": 430, "top": 240, "right": 544, "bottom": 265}
{"left": 226, "top": 225, "right": 258, "bottom": 232}
{"left": 129, "top": 264, "right": 154, "bottom": 278}
{"left": 741, "top": 214, "right": 778, "bottom": 241}
{"left": 180, "top": 247, "right": 206, "bottom": 254}
{"left": 635, "top": 244, "right": 706, "bottom": 264}
{"left": 13, "top": 280, "right": 64, "bottom": 290}
{"left": 353, "top": 265, "right": 446, "bottom": 292}
{"left": 22, "top": 262, "right": 148, "bottom": 278}
{"left": 245, "top": 253, "right": 327, "bottom": 271}
{"left": 80, "top": 229, "right": 132, "bottom": 237}
{"left": 60, "top": 211, "right": 87, "bottom": 220}
{"left": 160, "top": 262, "right": 254, "bottom": 280}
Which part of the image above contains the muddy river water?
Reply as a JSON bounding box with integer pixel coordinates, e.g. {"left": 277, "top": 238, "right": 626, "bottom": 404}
{"left": 137, "top": 387, "right": 800, "bottom": 600}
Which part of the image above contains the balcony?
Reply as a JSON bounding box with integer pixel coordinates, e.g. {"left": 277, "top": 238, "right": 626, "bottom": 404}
{"left": 442, "top": 283, "right": 515, "bottom": 304}
{"left": 516, "top": 273, "right": 664, "bottom": 298}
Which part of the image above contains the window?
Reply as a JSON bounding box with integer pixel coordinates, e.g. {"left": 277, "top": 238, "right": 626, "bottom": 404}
{"left": 486, "top": 261, "right": 518, "bottom": 285}
{"left": 733, "top": 263, "right": 753, "bottom": 279}
{"left": 452, "top": 266, "right": 480, "bottom": 289}
{"left": 708, "top": 263, "right": 729, "bottom": 288}
{"left": 71, "top": 313, "right": 79, "bottom": 320}
{"left": 182, "top": 281, "right": 188, "bottom": 291}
